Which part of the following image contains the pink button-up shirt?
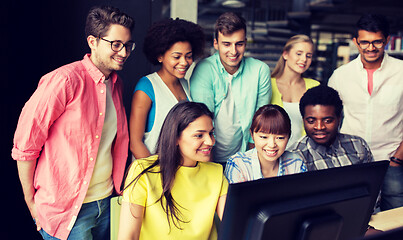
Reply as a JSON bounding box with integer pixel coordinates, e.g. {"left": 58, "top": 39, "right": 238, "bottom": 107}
{"left": 12, "top": 54, "right": 129, "bottom": 240}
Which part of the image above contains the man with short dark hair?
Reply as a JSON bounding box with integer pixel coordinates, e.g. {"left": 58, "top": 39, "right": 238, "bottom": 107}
{"left": 190, "top": 12, "right": 271, "bottom": 164}
{"left": 293, "top": 85, "right": 381, "bottom": 235}
{"left": 12, "top": 6, "right": 134, "bottom": 239}
{"left": 328, "top": 14, "right": 403, "bottom": 211}
{"left": 292, "top": 85, "right": 373, "bottom": 171}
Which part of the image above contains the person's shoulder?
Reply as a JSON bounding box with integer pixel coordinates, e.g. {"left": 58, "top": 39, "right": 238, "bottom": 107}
{"left": 290, "top": 135, "right": 310, "bottom": 151}
{"left": 338, "top": 132, "right": 362, "bottom": 140}
{"left": 304, "top": 78, "right": 320, "bottom": 88}
{"left": 281, "top": 151, "right": 307, "bottom": 172}
{"left": 385, "top": 53, "right": 403, "bottom": 66}
{"left": 337, "top": 134, "right": 372, "bottom": 158}
{"left": 191, "top": 54, "right": 220, "bottom": 80}
{"left": 334, "top": 57, "right": 360, "bottom": 73}
{"left": 45, "top": 60, "right": 82, "bottom": 77}
{"left": 229, "top": 149, "right": 254, "bottom": 162}
{"left": 135, "top": 75, "right": 153, "bottom": 88}
{"left": 339, "top": 133, "right": 368, "bottom": 143}
{"left": 38, "top": 60, "right": 85, "bottom": 89}
{"left": 243, "top": 56, "right": 269, "bottom": 68}
{"left": 132, "top": 155, "right": 159, "bottom": 169}
{"left": 195, "top": 54, "right": 218, "bottom": 68}
{"left": 282, "top": 150, "right": 303, "bottom": 160}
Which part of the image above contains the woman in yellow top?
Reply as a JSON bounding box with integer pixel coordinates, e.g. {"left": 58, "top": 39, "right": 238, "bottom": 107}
{"left": 118, "top": 102, "right": 228, "bottom": 240}
{"left": 271, "top": 34, "right": 320, "bottom": 148}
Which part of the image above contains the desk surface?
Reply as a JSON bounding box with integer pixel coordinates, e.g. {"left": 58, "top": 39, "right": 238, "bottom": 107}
{"left": 369, "top": 206, "right": 403, "bottom": 231}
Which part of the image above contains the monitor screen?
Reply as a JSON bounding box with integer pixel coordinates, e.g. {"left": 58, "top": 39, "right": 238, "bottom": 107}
{"left": 219, "top": 161, "right": 389, "bottom": 240}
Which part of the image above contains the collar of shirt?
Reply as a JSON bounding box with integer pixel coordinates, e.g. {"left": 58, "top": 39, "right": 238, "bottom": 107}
{"left": 357, "top": 52, "right": 389, "bottom": 71}
{"left": 82, "top": 54, "right": 118, "bottom": 85}
{"left": 250, "top": 148, "right": 264, "bottom": 179}
{"left": 250, "top": 148, "right": 284, "bottom": 178}
{"left": 306, "top": 134, "right": 342, "bottom": 156}
{"left": 214, "top": 52, "right": 245, "bottom": 78}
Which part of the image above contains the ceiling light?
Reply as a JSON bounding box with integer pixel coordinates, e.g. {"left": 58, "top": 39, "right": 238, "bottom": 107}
{"left": 221, "top": 0, "right": 246, "bottom": 8}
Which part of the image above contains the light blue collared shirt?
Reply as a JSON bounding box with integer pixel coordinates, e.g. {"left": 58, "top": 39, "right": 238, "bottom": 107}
{"left": 190, "top": 52, "right": 271, "bottom": 159}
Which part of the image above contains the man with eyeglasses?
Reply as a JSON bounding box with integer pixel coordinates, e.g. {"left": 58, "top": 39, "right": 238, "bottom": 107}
{"left": 12, "top": 6, "right": 134, "bottom": 240}
{"left": 328, "top": 14, "right": 403, "bottom": 212}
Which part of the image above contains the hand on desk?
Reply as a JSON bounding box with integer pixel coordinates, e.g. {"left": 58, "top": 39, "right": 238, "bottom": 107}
{"left": 365, "top": 227, "right": 383, "bottom": 236}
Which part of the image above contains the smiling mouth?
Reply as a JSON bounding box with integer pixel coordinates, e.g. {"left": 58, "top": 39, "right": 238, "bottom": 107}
{"left": 313, "top": 132, "right": 327, "bottom": 139}
{"left": 264, "top": 149, "right": 278, "bottom": 157}
{"left": 175, "top": 67, "right": 188, "bottom": 73}
{"left": 113, "top": 57, "right": 126, "bottom": 65}
{"left": 198, "top": 148, "right": 212, "bottom": 155}
{"left": 228, "top": 56, "right": 238, "bottom": 61}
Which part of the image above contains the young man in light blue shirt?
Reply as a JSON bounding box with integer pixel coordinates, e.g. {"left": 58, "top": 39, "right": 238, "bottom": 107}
{"left": 190, "top": 12, "right": 271, "bottom": 165}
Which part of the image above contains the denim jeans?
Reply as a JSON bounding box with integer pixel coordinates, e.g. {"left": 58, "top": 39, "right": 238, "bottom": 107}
{"left": 38, "top": 195, "right": 112, "bottom": 240}
{"left": 380, "top": 165, "right": 403, "bottom": 211}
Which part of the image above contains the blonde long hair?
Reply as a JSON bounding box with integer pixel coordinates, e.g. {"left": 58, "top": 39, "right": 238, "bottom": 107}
{"left": 271, "top": 34, "right": 314, "bottom": 78}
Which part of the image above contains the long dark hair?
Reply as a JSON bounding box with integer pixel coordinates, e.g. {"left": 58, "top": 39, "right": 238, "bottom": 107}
{"left": 123, "top": 101, "right": 214, "bottom": 229}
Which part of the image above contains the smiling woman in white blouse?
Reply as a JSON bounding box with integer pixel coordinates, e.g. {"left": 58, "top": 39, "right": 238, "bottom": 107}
{"left": 270, "top": 35, "right": 320, "bottom": 148}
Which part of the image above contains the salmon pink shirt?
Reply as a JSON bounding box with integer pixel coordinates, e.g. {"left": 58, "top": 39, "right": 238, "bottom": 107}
{"left": 11, "top": 54, "right": 129, "bottom": 240}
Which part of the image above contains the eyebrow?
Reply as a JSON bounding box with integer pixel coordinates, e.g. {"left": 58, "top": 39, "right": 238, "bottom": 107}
{"left": 221, "top": 40, "right": 245, "bottom": 44}
{"left": 112, "top": 39, "right": 134, "bottom": 43}
{"left": 194, "top": 128, "right": 215, "bottom": 133}
{"left": 170, "top": 51, "right": 193, "bottom": 55}
{"left": 305, "top": 116, "right": 334, "bottom": 120}
{"left": 296, "top": 50, "right": 313, "bottom": 53}
{"left": 359, "top": 38, "right": 384, "bottom": 42}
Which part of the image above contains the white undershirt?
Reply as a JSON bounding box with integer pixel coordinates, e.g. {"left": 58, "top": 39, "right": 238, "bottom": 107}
{"left": 213, "top": 74, "right": 243, "bottom": 163}
{"left": 282, "top": 101, "right": 303, "bottom": 150}
{"left": 84, "top": 78, "right": 116, "bottom": 203}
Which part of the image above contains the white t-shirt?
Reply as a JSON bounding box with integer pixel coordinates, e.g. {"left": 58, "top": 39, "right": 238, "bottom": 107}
{"left": 213, "top": 74, "right": 243, "bottom": 163}
{"left": 85, "top": 78, "right": 116, "bottom": 202}
{"left": 283, "top": 101, "right": 304, "bottom": 149}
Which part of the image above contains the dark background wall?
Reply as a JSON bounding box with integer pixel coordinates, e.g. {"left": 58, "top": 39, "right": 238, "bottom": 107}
{"left": 2, "top": 1, "right": 162, "bottom": 239}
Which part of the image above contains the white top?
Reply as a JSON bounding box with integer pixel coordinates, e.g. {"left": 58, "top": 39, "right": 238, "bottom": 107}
{"left": 328, "top": 53, "right": 403, "bottom": 161}
{"left": 213, "top": 74, "right": 243, "bottom": 163}
{"left": 85, "top": 78, "right": 116, "bottom": 202}
{"left": 283, "top": 101, "right": 304, "bottom": 149}
{"left": 143, "top": 72, "right": 191, "bottom": 155}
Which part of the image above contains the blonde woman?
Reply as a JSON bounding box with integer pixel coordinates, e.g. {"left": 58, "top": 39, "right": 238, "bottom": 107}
{"left": 271, "top": 35, "right": 320, "bottom": 147}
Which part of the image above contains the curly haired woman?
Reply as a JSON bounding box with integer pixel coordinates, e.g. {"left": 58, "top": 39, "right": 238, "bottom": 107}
{"left": 129, "top": 18, "right": 205, "bottom": 159}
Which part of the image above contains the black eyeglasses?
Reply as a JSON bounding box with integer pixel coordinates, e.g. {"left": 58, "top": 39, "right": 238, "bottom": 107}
{"left": 357, "top": 39, "right": 385, "bottom": 50}
{"left": 98, "top": 37, "right": 136, "bottom": 53}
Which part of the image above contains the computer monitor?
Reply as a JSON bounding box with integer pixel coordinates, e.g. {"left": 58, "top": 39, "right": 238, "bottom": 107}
{"left": 219, "top": 161, "right": 389, "bottom": 240}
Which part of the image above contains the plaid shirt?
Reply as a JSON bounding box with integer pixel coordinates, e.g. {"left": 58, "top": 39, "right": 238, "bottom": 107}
{"left": 291, "top": 133, "right": 374, "bottom": 171}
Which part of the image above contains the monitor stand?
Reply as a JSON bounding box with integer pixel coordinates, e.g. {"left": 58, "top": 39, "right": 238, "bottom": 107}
{"left": 297, "top": 212, "right": 343, "bottom": 240}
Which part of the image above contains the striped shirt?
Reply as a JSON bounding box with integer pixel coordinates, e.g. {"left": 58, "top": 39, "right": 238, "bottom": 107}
{"left": 224, "top": 148, "right": 307, "bottom": 184}
{"left": 291, "top": 133, "right": 374, "bottom": 171}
